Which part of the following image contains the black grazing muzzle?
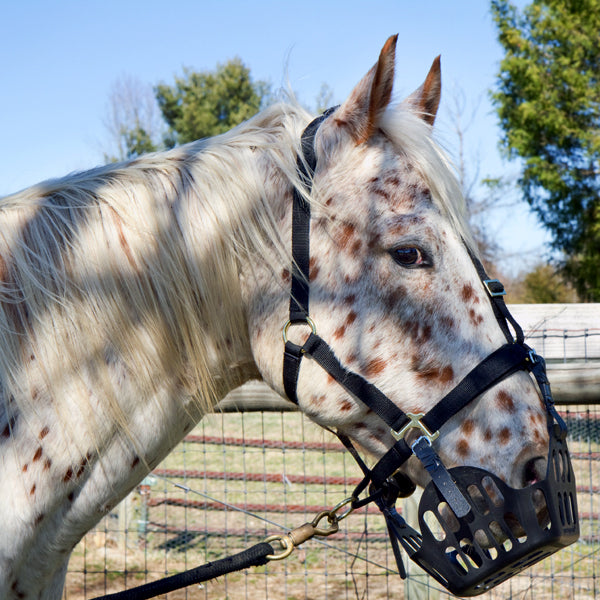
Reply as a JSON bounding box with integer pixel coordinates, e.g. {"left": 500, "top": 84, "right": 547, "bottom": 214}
{"left": 282, "top": 110, "right": 579, "bottom": 596}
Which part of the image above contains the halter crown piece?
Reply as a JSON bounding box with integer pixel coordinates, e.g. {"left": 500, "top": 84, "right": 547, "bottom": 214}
{"left": 282, "top": 109, "right": 579, "bottom": 596}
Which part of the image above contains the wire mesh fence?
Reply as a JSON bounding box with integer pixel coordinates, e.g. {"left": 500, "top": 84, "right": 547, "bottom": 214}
{"left": 64, "top": 318, "right": 600, "bottom": 599}
{"left": 64, "top": 403, "right": 599, "bottom": 600}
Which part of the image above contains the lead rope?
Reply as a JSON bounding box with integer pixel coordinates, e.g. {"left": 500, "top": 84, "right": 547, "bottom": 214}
{"left": 91, "top": 500, "right": 353, "bottom": 600}
{"left": 91, "top": 543, "right": 275, "bottom": 600}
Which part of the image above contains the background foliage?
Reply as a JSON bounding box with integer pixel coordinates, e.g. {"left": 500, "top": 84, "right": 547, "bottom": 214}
{"left": 491, "top": 0, "right": 600, "bottom": 300}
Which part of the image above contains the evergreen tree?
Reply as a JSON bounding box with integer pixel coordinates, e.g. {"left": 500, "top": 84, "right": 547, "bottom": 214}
{"left": 491, "top": 0, "right": 600, "bottom": 300}
{"left": 155, "top": 58, "right": 270, "bottom": 147}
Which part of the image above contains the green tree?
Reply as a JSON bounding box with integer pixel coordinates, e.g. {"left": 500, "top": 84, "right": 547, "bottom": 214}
{"left": 491, "top": 0, "right": 600, "bottom": 300}
{"left": 155, "top": 58, "right": 270, "bottom": 147}
{"left": 521, "top": 264, "right": 577, "bottom": 303}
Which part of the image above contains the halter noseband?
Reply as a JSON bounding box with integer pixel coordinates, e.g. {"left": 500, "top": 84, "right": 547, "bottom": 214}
{"left": 282, "top": 110, "right": 579, "bottom": 596}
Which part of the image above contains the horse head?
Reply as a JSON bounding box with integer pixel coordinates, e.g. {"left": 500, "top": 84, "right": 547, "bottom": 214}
{"left": 243, "top": 35, "right": 548, "bottom": 495}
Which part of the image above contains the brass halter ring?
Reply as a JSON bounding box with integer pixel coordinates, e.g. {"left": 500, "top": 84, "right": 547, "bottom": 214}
{"left": 282, "top": 317, "right": 317, "bottom": 345}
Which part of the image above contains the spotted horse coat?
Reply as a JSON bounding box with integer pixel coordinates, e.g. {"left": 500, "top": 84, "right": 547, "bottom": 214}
{"left": 0, "top": 36, "right": 547, "bottom": 598}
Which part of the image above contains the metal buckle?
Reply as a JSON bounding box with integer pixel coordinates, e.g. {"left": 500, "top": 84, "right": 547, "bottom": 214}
{"left": 391, "top": 412, "right": 440, "bottom": 443}
{"left": 483, "top": 279, "right": 506, "bottom": 297}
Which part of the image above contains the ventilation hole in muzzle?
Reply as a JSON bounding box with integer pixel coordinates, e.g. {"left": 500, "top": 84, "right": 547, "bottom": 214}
{"left": 482, "top": 544, "right": 498, "bottom": 560}
{"left": 488, "top": 521, "right": 512, "bottom": 552}
{"left": 467, "top": 484, "right": 489, "bottom": 515}
{"left": 482, "top": 476, "right": 504, "bottom": 507}
{"left": 557, "top": 491, "right": 576, "bottom": 526}
{"left": 552, "top": 448, "right": 566, "bottom": 481}
{"left": 424, "top": 510, "right": 446, "bottom": 541}
{"left": 562, "top": 451, "right": 571, "bottom": 483}
{"left": 438, "top": 501, "right": 461, "bottom": 531}
{"left": 504, "top": 512, "right": 527, "bottom": 543}
{"left": 474, "top": 528, "right": 494, "bottom": 552}
{"left": 459, "top": 538, "right": 483, "bottom": 568}
{"left": 532, "top": 488, "right": 551, "bottom": 530}
{"left": 567, "top": 492, "right": 576, "bottom": 525}
{"left": 445, "top": 546, "right": 471, "bottom": 575}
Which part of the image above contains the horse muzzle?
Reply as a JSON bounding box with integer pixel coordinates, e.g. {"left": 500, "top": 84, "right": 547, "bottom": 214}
{"left": 380, "top": 420, "right": 579, "bottom": 597}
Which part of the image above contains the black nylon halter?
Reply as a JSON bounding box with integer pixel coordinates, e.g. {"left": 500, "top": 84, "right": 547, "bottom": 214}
{"left": 282, "top": 109, "right": 530, "bottom": 485}
{"left": 281, "top": 110, "right": 578, "bottom": 594}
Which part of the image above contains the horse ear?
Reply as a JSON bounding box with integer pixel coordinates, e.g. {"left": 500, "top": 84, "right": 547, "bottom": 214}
{"left": 333, "top": 34, "right": 398, "bottom": 144}
{"left": 403, "top": 56, "right": 441, "bottom": 125}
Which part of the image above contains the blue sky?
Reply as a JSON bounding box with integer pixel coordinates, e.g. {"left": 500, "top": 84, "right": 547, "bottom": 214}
{"left": 1, "top": 0, "right": 546, "bottom": 275}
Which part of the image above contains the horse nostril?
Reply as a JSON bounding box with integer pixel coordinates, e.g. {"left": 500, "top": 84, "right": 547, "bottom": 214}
{"left": 523, "top": 456, "right": 547, "bottom": 486}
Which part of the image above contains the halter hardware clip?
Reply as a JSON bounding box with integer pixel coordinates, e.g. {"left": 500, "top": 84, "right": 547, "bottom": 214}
{"left": 391, "top": 412, "right": 439, "bottom": 443}
{"left": 483, "top": 278, "right": 506, "bottom": 297}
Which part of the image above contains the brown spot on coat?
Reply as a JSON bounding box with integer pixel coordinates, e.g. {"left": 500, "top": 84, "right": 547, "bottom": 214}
{"left": 365, "top": 357, "right": 386, "bottom": 377}
{"left": 112, "top": 208, "right": 137, "bottom": 270}
{"left": 439, "top": 365, "right": 454, "bottom": 383}
{"left": 131, "top": 456, "right": 140, "bottom": 469}
{"left": 33, "top": 447, "right": 43, "bottom": 462}
{"left": 469, "top": 308, "right": 484, "bottom": 326}
{"left": 311, "top": 394, "right": 326, "bottom": 406}
{"left": 457, "top": 439, "right": 470, "bottom": 457}
{"left": 419, "top": 324, "right": 432, "bottom": 344}
{"left": 11, "top": 580, "right": 25, "bottom": 600}
{"left": 440, "top": 315, "right": 455, "bottom": 331}
{"left": 44, "top": 458, "right": 52, "bottom": 471}
{"left": 309, "top": 257, "right": 319, "bottom": 280}
{"left": 372, "top": 187, "right": 390, "bottom": 200}
{"left": 64, "top": 467, "right": 73, "bottom": 483}
{"left": 461, "top": 419, "right": 475, "bottom": 436}
{"left": 338, "top": 223, "right": 356, "bottom": 249}
{"left": 30, "top": 484, "right": 36, "bottom": 496}
{"left": 39, "top": 426, "right": 50, "bottom": 439}
{"left": 1, "top": 416, "right": 16, "bottom": 438}
{"left": 351, "top": 238, "right": 362, "bottom": 256}
{"left": 497, "top": 390, "right": 516, "bottom": 414}
{"left": 339, "top": 400, "right": 353, "bottom": 412}
{"left": 333, "top": 325, "right": 346, "bottom": 340}
{"left": 461, "top": 284, "right": 475, "bottom": 303}
{"left": 417, "top": 364, "right": 454, "bottom": 385}
{"left": 0, "top": 254, "right": 8, "bottom": 283}
{"left": 498, "top": 427, "right": 511, "bottom": 445}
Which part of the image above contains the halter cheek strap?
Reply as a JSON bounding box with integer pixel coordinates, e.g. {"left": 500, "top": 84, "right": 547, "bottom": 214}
{"left": 283, "top": 107, "right": 338, "bottom": 403}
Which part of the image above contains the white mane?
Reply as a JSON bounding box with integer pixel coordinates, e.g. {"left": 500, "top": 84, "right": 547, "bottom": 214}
{"left": 0, "top": 99, "right": 470, "bottom": 448}
{"left": 0, "top": 102, "right": 312, "bottom": 445}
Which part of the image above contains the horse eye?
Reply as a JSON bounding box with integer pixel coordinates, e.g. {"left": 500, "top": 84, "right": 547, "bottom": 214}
{"left": 390, "top": 246, "right": 428, "bottom": 267}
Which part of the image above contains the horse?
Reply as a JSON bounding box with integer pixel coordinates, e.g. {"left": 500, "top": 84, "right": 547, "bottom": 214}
{"left": 0, "top": 36, "right": 549, "bottom": 599}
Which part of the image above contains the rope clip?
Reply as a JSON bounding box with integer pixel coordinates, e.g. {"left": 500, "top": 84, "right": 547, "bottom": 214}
{"left": 265, "top": 497, "right": 354, "bottom": 560}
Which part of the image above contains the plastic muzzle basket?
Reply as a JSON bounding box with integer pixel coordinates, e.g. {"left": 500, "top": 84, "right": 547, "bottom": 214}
{"left": 398, "top": 430, "right": 579, "bottom": 596}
